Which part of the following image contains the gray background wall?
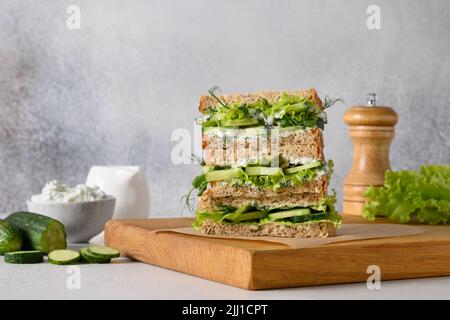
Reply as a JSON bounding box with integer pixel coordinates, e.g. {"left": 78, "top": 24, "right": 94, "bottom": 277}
{"left": 1, "top": 0, "right": 449, "bottom": 215}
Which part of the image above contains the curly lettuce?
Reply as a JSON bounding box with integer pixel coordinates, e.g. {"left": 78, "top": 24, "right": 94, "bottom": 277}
{"left": 197, "top": 93, "right": 326, "bottom": 129}
{"left": 363, "top": 165, "right": 450, "bottom": 224}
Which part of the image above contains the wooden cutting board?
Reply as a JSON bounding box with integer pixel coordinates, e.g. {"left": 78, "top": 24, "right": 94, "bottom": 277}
{"left": 104, "top": 216, "right": 450, "bottom": 290}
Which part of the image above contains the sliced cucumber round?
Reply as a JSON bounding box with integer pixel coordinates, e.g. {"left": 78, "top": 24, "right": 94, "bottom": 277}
{"left": 285, "top": 161, "right": 322, "bottom": 174}
{"left": 284, "top": 102, "right": 309, "bottom": 113}
{"left": 48, "top": 249, "right": 80, "bottom": 265}
{"left": 80, "top": 248, "right": 111, "bottom": 264}
{"left": 290, "top": 213, "right": 330, "bottom": 223}
{"left": 220, "top": 205, "right": 252, "bottom": 222}
{"left": 246, "top": 156, "right": 272, "bottom": 167}
{"left": 268, "top": 208, "right": 311, "bottom": 221}
{"left": 278, "top": 126, "right": 302, "bottom": 133}
{"left": 233, "top": 211, "right": 269, "bottom": 222}
{"left": 245, "top": 167, "right": 283, "bottom": 176}
{"left": 205, "top": 168, "right": 242, "bottom": 182}
{"left": 4, "top": 250, "right": 43, "bottom": 264}
{"left": 240, "top": 126, "right": 267, "bottom": 136}
{"left": 88, "top": 246, "right": 120, "bottom": 259}
{"left": 222, "top": 118, "right": 259, "bottom": 127}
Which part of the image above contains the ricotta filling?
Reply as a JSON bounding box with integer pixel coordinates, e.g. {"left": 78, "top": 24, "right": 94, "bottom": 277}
{"left": 31, "top": 180, "right": 109, "bottom": 203}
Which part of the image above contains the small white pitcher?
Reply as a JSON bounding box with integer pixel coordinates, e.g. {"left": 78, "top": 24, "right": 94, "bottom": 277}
{"left": 86, "top": 166, "right": 150, "bottom": 243}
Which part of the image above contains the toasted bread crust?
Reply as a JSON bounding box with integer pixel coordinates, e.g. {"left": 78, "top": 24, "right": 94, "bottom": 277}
{"left": 201, "top": 219, "right": 336, "bottom": 238}
{"left": 199, "top": 88, "right": 323, "bottom": 113}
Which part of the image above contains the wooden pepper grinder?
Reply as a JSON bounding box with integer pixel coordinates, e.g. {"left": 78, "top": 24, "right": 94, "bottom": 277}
{"left": 343, "top": 93, "right": 398, "bottom": 216}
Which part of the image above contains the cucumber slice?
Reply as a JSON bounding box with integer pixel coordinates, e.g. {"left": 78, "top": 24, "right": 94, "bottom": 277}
{"left": 88, "top": 246, "right": 120, "bottom": 259}
{"left": 284, "top": 102, "right": 308, "bottom": 113}
{"left": 278, "top": 126, "right": 302, "bottom": 133}
{"left": 268, "top": 208, "right": 311, "bottom": 221}
{"left": 222, "top": 118, "right": 259, "bottom": 127}
{"left": 290, "top": 213, "right": 330, "bottom": 223}
{"left": 80, "top": 247, "right": 111, "bottom": 264}
{"left": 200, "top": 119, "right": 219, "bottom": 127}
{"left": 220, "top": 205, "right": 252, "bottom": 222}
{"left": 202, "top": 165, "right": 214, "bottom": 173}
{"left": 48, "top": 249, "right": 80, "bottom": 265}
{"left": 232, "top": 211, "right": 268, "bottom": 222}
{"left": 246, "top": 156, "right": 272, "bottom": 167}
{"left": 204, "top": 126, "right": 267, "bottom": 138}
{"left": 285, "top": 161, "right": 322, "bottom": 174}
{"left": 240, "top": 126, "right": 267, "bottom": 136}
{"left": 245, "top": 167, "right": 283, "bottom": 176}
{"left": 205, "top": 168, "right": 242, "bottom": 182}
{"left": 4, "top": 251, "right": 43, "bottom": 264}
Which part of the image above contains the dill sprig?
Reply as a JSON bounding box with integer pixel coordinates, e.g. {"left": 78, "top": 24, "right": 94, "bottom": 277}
{"left": 191, "top": 154, "right": 205, "bottom": 166}
{"left": 181, "top": 190, "right": 196, "bottom": 215}
{"left": 323, "top": 96, "right": 344, "bottom": 109}
{"left": 208, "top": 86, "right": 227, "bottom": 108}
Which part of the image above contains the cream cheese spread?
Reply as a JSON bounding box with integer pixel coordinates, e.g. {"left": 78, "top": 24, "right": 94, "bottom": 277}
{"left": 30, "top": 180, "right": 109, "bottom": 203}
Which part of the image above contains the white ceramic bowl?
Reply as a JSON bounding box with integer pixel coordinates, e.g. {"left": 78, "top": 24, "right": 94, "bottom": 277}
{"left": 26, "top": 197, "right": 116, "bottom": 243}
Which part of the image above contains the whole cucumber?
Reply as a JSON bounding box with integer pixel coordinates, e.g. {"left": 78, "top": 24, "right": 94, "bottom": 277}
{"left": 6, "top": 212, "right": 67, "bottom": 254}
{"left": 0, "top": 219, "right": 23, "bottom": 255}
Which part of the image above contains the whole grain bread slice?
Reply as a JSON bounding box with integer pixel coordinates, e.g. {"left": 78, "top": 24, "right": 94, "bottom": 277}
{"left": 201, "top": 219, "right": 336, "bottom": 238}
{"left": 206, "top": 176, "right": 328, "bottom": 199}
{"left": 198, "top": 176, "right": 329, "bottom": 212}
{"left": 199, "top": 192, "right": 326, "bottom": 212}
{"left": 199, "top": 88, "right": 323, "bottom": 113}
{"left": 202, "top": 127, "right": 324, "bottom": 166}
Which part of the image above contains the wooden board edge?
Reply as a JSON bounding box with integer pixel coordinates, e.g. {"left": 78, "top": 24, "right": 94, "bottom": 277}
{"left": 105, "top": 219, "right": 257, "bottom": 290}
{"left": 249, "top": 240, "right": 450, "bottom": 289}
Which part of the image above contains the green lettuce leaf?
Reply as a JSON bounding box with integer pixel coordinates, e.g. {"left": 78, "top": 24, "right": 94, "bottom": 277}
{"left": 197, "top": 93, "right": 326, "bottom": 129}
{"left": 189, "top": 160, "right": 332, "bottom": 196}
{"left": 363, "top": 165, "right": 450, "bottom": 224}
{"left": 192, "top": 211, "right": 224, "bottom": 229}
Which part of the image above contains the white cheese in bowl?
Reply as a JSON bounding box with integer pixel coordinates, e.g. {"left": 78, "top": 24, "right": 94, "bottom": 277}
{"left": 30, "top": 180, "right": 109, "bottom": 203}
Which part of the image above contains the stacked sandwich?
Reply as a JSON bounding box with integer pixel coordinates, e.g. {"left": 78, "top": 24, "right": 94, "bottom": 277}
{"left": 188, "top": 88, "right": 341, "bottom": 238}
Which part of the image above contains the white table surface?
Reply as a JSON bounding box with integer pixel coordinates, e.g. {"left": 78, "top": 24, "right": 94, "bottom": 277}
{"left": 1, "top": 243, "right": 450, "bottom": 300}
{"left": 1, "top": 211, "right": 450, "bottom": 300}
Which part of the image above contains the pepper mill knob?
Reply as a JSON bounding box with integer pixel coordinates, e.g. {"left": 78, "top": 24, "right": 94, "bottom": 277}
{"left": 343, "top": 94, "right": 398, "bottom": 216}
